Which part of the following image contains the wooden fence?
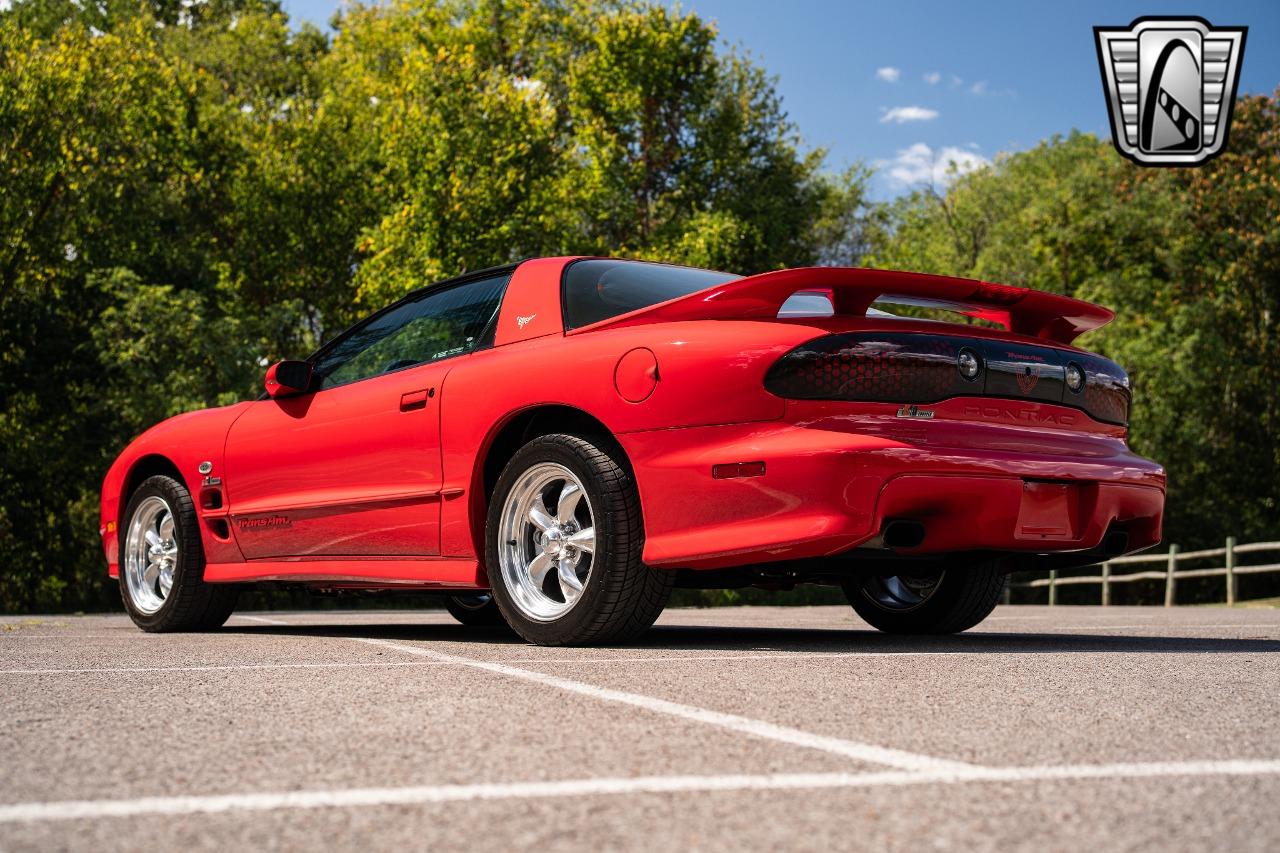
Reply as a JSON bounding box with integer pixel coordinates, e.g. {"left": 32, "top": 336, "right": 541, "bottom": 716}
{"left": 1007, "top": 539, "right": 1280, "bottom": 606}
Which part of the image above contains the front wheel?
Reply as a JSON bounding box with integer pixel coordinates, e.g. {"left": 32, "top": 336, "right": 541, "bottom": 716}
{"left": 842, "top": 561, "right": 1005, "bottom": 634}
{"left": 118, "top": 475, "right": 238, "bottom": 632}
{"left": 485, "top": 434, "right": 672, "bottom": 646}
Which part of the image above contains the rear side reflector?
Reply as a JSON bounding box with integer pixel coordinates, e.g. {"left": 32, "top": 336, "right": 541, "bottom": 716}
{"left": 764, "top": 332, "right": 1130, "bottom": 425}
{"left": 712, "top": 461, "right": 766, "bottom": 479}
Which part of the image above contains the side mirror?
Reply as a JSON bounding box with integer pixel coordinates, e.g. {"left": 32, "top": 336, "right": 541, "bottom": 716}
{"left": 264, "top": 360, "right": 312, "bottom": 398}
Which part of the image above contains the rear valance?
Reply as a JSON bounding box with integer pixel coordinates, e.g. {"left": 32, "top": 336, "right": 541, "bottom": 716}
{"left": 577, "top": 267, "right": 1113, "bottom": 346}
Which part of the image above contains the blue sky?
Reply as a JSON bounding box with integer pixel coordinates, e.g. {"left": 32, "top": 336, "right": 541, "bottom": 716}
{"left": 281, "top": 0, "right": 1280, "bottom": 197}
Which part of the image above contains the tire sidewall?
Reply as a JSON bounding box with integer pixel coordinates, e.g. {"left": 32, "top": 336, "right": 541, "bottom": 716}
{"left": 118, "top": 475, "right": 204, "bottom": 630}
{"left": 484, "top": 435, "right": 632, "bottom": 645}
{"left": 444, "top": 594, "right": 509, "bottom": 628}
{"left": 847, "top": 573, "right": 948, "bottom": 633}
{"left": 846, "top": 565, "right": 998, "bottom": 634}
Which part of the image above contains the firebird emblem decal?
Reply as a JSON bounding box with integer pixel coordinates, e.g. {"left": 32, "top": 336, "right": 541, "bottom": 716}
{"left": 1016, "top": 364, "right": 1041, "bottom": 395}
{"left": 516, "top": 314, "right": 536, "bottom": 329}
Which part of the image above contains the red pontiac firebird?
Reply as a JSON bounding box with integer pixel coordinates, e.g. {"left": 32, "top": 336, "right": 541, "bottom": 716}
{"left": 100, "top": 257, "right": 1164, "bottom": 644}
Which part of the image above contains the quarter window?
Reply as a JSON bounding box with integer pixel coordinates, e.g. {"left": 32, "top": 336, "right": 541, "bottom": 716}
{"left": 562, "top": 259, "right": 740, "bottom": 330}
{"left": 313, "top": 271, "right": 511, "bottom": 390}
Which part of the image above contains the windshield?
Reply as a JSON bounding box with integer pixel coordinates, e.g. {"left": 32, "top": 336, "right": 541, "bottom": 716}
{"left": 562, "top": 259, "right": 740, "bottom": 330}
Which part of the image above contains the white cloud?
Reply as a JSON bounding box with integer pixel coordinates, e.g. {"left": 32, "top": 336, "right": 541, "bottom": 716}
{"left": 923, "top": 71, "right": 941, "bottom": 85}
{"left": 949, "top": 74, "right": 964, "bottom": 88}
{"left": 879, "top": 106, "right": 939, "bottom": 124}
{"left": 885, "top": 143, "right": 989, "bottom": 189}
{"left": 875, "top": 66, "right": 901, "bottom": 83}
{"left": 969, "top": 80, "right": 988, "bottom": 95}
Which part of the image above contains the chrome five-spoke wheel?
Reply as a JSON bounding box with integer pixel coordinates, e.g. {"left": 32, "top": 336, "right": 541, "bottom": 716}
{"left": 497, "top": 462, "right": 596, "bottom": 621}
{"left": 123, "top": 495, "right": 179, "bottom": 615}
{"left": 486, "top": 433, "right": 672, "bottom": 645}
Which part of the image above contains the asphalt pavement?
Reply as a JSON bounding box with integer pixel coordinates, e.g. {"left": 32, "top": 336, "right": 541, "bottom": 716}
{"left": 2, "top": 604, "right": 1279, "bottom": 852}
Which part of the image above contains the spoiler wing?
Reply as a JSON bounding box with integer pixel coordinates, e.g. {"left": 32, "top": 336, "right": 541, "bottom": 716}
{"left": 574, "top": 266, "right": 1112, "bottom": 346}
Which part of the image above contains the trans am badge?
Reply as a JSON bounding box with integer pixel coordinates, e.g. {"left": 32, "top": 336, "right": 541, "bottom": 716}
{"left": 1094, "top": 17, "right": 1246, "bottom": 166}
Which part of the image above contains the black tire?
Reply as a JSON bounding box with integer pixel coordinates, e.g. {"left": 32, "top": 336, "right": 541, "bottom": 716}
{"left": 118, "top": 475, "right": 238, "bottom": 632}
{"left": 842, "top": 561, "right": 1005, "bottom": 634}
{"left": 444, "top": 593, "right": 510, "bottom": 628}
{"left": 485, "top": 433, "right": 673, "bottom": 646}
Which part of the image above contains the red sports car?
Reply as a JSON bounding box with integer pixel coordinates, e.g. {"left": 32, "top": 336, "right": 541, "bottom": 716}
{"left": 100, "top": 257, "right": 1164, "bottom": 644}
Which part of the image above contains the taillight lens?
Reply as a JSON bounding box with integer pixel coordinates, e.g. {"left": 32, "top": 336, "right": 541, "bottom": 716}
{"left": 764, "top": 332, "right": 1130, "bottom": 425}
{"left": 763, "top": 334, "right": 968, "bottom": 403}
{"left": 1065, "top": 362, "right": 1085, "bottom": 393}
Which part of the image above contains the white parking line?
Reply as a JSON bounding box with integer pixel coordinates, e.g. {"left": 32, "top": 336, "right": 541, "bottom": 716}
{"left": 348, "top": 636, "right": 972, "bottom": 772}
{"left": 235, "top": 615, "right": 292, "bottom": 626}
{"left": 5, "top": 641, "right": 1274, "bottom": 677}
{"left": 4, "top": 760, "right": 1279, "bottom": 824}
{"left": 0, "top": 661, "right": 451, "bottom": 675}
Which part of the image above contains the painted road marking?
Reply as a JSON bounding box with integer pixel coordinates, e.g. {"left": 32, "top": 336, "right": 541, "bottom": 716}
{"left": 2, "top": 642, "right": 1274, "bottom": 677}
{"left": 0, "top": 661, "right": 453, "bottom": 675}
{"left": 3, "top": 760, "right": 1280, "bottom": 824}
{"left": 235, "top": 615, "right": 291, "bottom": 626}
{"left": 348, "top": 636, "right": 973, "bottom": 772}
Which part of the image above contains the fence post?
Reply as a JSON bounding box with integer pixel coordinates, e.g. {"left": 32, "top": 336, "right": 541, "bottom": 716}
{"left": 1164, "top": 544, "right": 1179, "bottom": 607}
{"left": 1225, "top": 536, "right": 1237, "bottom": 606}
{"left": 1101, "top": 562, "right": 1111, "bottom": 606}
{"left": 1048, "top": 570, "right": 1058, "bottom": 606}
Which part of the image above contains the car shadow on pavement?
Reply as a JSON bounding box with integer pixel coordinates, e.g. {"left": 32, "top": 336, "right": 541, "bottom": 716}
{"left": 222, "top": 621, "right": 1280, "bottom": 655}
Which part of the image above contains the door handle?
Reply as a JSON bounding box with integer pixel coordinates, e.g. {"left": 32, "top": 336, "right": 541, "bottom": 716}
{"left": 399, "top": 388, "right": 433, "bottom": 411}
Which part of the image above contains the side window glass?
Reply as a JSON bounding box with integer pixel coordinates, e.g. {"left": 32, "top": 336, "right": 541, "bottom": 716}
{"left": 313, "top": 272, "right": 510, "bottom": 390}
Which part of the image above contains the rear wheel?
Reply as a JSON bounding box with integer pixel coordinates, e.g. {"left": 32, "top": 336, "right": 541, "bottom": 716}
{"left": 443, "top": 593, "right": 509, "bottom": 628}
{"left": 485, "top": 434, "right": 672, "bottom": 646}
{"left": 119, "top": 475, "right": 238, "bottom": 632}
{"left": 842, "top": 561, "right": 1005, "bottom": 634}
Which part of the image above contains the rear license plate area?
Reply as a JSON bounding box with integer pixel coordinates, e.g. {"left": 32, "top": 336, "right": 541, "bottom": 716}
{"left": 1016, "top": 480, "right": 1081, "bottom": 540}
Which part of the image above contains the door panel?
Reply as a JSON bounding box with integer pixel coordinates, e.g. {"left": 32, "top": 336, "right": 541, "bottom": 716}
{"left": 224, "top": 364, "right": 448, "bottom": 559}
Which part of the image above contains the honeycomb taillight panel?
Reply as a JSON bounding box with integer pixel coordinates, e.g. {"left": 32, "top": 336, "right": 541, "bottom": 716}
{"left": 764, "top": 332, "right": 1130, "bottom": 426}
{"left": 1074, "top": 352, "right": 1131, "bottom": 426}
{"left": 763, "top": 334, "right": 970, "bottom": 403}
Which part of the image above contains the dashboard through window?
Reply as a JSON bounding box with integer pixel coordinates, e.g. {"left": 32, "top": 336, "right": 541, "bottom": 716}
{"left": 313, "top": 271, "right": 511, "bottom": 390}
{"left": 562, "top": 259, "right": 740, "bottom": 330}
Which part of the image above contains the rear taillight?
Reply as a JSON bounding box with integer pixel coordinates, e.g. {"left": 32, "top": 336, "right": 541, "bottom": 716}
{"left": 764, "top": 334, "right": 968, "bottom": 403}
{"left": 764, "top": 332, "right": 1130, "bottom": 425}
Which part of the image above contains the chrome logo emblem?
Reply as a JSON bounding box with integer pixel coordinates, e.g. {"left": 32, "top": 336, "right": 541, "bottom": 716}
{"left": 1094, "top": 17, "right": 1246, "bottom": 166}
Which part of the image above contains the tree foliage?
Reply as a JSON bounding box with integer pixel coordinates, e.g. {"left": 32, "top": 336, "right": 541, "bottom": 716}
{"left": 0, "top": 0, "right": 871, "bottom": 612}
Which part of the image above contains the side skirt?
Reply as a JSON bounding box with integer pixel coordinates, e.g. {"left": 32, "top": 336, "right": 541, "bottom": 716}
{"left": 204, "top": 557, "right": 481, "bottom": 588}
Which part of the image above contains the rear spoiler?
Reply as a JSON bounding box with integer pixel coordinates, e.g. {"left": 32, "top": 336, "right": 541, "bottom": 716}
{"left": 578, "top": 266, "right": 1113, "bottom": 346}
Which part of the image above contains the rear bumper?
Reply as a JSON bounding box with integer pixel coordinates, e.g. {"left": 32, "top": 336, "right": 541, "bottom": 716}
{"left": 620, "top": 414, "right": 1164, "bottom": 570}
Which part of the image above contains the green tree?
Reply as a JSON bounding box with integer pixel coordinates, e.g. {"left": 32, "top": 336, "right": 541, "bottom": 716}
{"left": 0, "top": 0, "right": 849, "bottom": 613}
